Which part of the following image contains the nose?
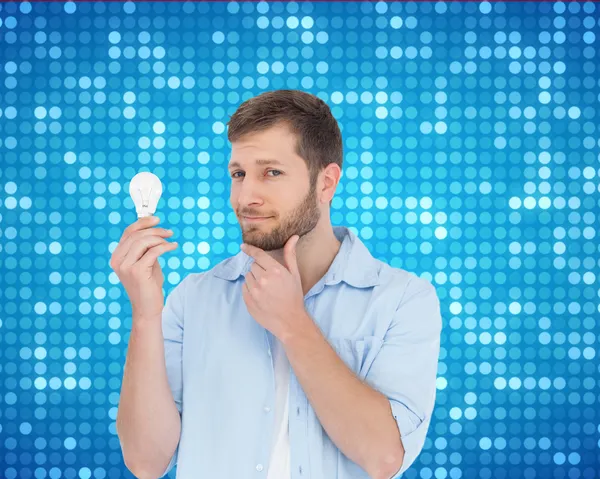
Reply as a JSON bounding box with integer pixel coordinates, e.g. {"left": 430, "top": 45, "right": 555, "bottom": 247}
{"left": 236, "top": 177, "right": 264, "bottom": 209}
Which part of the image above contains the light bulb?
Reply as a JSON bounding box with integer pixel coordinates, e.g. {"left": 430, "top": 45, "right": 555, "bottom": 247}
{"left": 129, "top": 172, "right": 163, "bottom": 218}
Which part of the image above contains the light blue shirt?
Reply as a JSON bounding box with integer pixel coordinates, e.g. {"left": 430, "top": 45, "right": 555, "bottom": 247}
{"left": 153, "top": 225, "right": 442, "bottom": 478}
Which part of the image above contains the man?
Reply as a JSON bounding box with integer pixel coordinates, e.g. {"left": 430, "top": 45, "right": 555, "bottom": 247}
{"left": 115, "top": 90, "right": 442, "bottom": 479}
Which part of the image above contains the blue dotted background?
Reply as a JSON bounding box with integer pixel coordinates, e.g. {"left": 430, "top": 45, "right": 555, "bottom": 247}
{"left": 1, "top": 1, "right": 599, "bottom": 478}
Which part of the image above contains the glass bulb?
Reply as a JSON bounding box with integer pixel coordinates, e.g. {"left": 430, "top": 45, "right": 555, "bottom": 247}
{"left": 129, "top": 172, "right": 163, "bottom": 218}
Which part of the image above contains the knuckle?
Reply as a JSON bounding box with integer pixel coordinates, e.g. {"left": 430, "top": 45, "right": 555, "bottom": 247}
{"left": 129, "top": 268, "right": 141, "bottom": 278}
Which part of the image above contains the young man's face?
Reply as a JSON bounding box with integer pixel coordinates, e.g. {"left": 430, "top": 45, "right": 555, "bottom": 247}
{"left": 228, "top": 123, "right": 321, "bottom": 252}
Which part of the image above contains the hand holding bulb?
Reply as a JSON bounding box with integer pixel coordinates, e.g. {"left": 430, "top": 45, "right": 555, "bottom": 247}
{"left": 109, "top": 172, "right": 178, "bottom": 321}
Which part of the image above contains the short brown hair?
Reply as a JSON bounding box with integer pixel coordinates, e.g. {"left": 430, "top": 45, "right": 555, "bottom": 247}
{"left": 226, "top": 89, "right": 343, "bottom": 189}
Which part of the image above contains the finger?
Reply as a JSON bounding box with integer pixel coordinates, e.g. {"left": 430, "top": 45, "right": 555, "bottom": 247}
{"left": 120, "top": 235, "right": 175, "bottom": 270}
{"left": 242, "top": 282, "right": 253, "bottom": 305}
{"left": 249, "top": 263, "right": 265, "bottom": 282}
{"left": 112, "top": 227, "right": 173, "bottom": 269}
{"left": 119, "top": 227, "right": 173, "bottom": 257}
{"left": 113, "top": 218, "right": 162, "bottom": 266}
{"left": 244, "top": 271, "right": 258, "bottom": 294}
{"left": 252, "top": 259, "right": 267, "bottom": 273}
{"left": 137, "top": 241, "right": 179, "bottom": 270}
{"left": 283, "top": 235, "right": 300, "bottom": 276}
{"left": 242, "top": 244, "right": 278, "bottom": 270}
{"left": 121, "top": 215, "right": 160, "bottom": 243}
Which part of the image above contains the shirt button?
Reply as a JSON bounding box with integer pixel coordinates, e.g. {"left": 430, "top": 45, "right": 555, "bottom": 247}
{"left": 264, "top": 406, "right": 271, "bottom": 412}
{"left": 256, "top": 464, "right": 264, "bottom": 472}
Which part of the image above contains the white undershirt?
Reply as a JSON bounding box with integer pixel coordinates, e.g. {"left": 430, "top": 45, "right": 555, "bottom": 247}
{"left": 266, "top": 336, "right": 291, "bottom": 479}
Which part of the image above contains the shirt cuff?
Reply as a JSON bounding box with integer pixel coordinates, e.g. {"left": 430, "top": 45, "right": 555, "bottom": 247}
{"left": 160, "top": 442, "right": 179, "bottom": 477}
{"left": 388, "top": 398, "right": 430, "bottom": 477}
{"left": 159, "top": 410, "right": 181, "bottom": 477}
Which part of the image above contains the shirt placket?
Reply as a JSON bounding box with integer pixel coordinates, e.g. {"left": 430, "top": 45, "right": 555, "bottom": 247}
{"left": 289, "top": 292, "right": 320, "bottom": 479}
{"left": 255, "top": 329, "right": 276, "bottom": 475}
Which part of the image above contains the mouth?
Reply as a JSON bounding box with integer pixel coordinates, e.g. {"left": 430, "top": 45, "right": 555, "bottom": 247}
{"left": 242, "top": 216, "right": 273, "bottom": 223}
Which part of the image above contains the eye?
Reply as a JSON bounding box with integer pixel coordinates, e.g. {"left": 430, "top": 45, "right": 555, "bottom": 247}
{"left": 230, "top": 170, "right": 282, "bottom": 178}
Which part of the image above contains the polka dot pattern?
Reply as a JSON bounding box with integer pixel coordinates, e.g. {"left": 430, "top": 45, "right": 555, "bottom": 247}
{"left": 1, "top": 1, "right": 599, "bottom": 478}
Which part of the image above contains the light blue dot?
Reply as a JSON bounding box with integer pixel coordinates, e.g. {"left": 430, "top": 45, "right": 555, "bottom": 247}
{"left": 390, "top": 17, "right": 403, "bottom": 29}
{"left": 64, "top": 437, "right": 77, "bottom": 450}
{"left": 64, "top": 1, "right": 76, "bottom": 14}
{"left": 480, "top": 1, "right": 492, "bottom": 14}
{"left": 109, "top": 31, "right": 121, "bottom": 44}
{"left": 123, "top": 1, "right": 136, "bottom": 14}
{"left": 213, "top": 31, "right": 225, "bottom": 44}
{"left": 5, "top": 16, "right": 17, "bottom": 29}
{"left": 554, "top": 452, "right": 566, "bottom": 465}
{"left": 568, "top": 106, "right": 581, "bottom": 119}
{"left": 20, "top": 422, "right": 32, "bottom": 434}
{"left": 479, "top": 437, "right": 492, "bottom": 450}
{"left": 539, "top": 91, "right": 551, "bottom": 104}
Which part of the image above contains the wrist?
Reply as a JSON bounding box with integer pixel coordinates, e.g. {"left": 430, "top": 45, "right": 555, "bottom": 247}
{"left": 280, "top": 310, "right": 317, "bottom": 348}
{"left": 131, "top": 311, "right": 163, "bottom": 330}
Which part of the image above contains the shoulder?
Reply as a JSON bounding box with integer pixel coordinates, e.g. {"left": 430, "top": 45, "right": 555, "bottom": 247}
{"left": 375, "top": 261, "right": 438, "bottom": 305}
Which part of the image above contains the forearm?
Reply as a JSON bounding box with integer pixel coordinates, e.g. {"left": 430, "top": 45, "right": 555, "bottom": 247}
{"left": 116, "top": 316, "right": 181, "bottom": 478}
{"left": 281, "top": 313, "right": 405, "bottom": 479}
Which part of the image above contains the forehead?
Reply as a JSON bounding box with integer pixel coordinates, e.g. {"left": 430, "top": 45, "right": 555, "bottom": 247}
{"left": 228, "top": 125, "right": 300, "bottom": 170}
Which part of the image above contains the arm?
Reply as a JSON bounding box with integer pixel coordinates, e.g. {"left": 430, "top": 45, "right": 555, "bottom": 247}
{"left": 116, "top": 319, "right": 181, "bottom": 478}
{"left": 116, "top": 279, "right": 187, "bottom": 479}
{"left": 281, "top": 276, "right": 442, "bottom": 479}
{"left": 282, "top": 318, "right": 404, "bottom": 479}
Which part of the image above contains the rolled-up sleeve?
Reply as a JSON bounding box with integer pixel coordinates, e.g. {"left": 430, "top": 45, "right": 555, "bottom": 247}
{"left": 159, "top": 275, "right": 189, "bottom": 477}
{"left": 364, "top": 275, "right": 442, "bottom": 477}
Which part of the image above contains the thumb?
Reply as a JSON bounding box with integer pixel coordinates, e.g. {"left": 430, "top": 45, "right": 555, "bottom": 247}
{"left": 284, "top": 235, "right": 300, "bottom": 276}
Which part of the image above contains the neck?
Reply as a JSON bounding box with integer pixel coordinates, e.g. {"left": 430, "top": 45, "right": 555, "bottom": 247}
{"left": 269, "top": 222, "right": 342, "bottom": 296}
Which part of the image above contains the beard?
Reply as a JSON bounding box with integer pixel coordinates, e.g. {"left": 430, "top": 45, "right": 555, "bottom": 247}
{"left": 239, "top": 179, "right": 321, "bottom": 252}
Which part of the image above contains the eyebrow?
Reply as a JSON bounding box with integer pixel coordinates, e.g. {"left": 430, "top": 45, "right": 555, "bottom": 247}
{"left": 227, "top": 159, "right": 285, "bottom": 170}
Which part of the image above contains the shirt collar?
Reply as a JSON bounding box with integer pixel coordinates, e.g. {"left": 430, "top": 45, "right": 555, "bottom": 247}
{"left": 212, "top": 225, "right": 381, "bottom": 288}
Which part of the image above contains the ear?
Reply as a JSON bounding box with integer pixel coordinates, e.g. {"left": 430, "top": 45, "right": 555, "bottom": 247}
{"left": 319, "top": 163, "right": 341, "bottom": 204}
